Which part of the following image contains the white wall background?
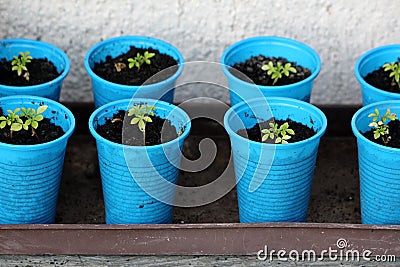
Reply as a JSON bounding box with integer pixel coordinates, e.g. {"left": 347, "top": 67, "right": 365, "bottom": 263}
{"left": 1, "top": 0, "right": 399, "bottom": 104}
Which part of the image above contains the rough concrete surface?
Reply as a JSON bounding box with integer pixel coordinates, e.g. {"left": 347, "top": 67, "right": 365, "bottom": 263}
{"left": 1, "top": 0, "right": 399, "bottom": 104}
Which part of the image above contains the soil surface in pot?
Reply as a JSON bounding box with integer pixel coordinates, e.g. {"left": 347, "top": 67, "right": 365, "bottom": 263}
{"left": 237, "top": 118, "right": 316, "bottom": 143}
{"left": 96, "top": 110, "right": 179, "bottom": 146}
{"left": 230, "top": 56, "right": 311, "bottom": 86}
{"left": 0, "top": 107, "right": 64, "bottom": 145}
{"left": 364, "top": 60, "right": 400, "bottom": 93}
{"left": 92, "top": 46, "right": 178, "bottom": 86}
{"left": 363, "top": 119, "right": 400, "bottom": 148}
{"left": 0, "top": 58, "right": 60, "bottom": 86}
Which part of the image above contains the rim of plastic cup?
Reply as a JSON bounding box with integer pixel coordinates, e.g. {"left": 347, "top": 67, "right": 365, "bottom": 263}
{"left": 0, "top": 95, "right": 75, "bottom": 150}
{"left": 0, "top": 38, "right": 70, "bottom": 92}
{"left": 351, "top": 99, "right": 400, "bottom": 152}
{"left": 354, "top": 44, "right": 400, "bottom": 99}
{"left": 220, "top": 36, "right": 321, "bottom": 91}
{"left": 88, "top": 98, "right": 191, "bottom": 150}
{"left": 84, "top": 35, "right": 184, "bottom": 90}
{"left": 224, "top": 96, "right": 327, "bottom": 148}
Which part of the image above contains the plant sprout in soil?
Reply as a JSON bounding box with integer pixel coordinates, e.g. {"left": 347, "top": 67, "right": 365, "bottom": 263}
{"left": 261, "top": 121, "right": 295, "bottom": 144}
{"left": 368, "top": 108, "right": 398, "bottom": 145}
{"left": 11, "top": 51, "right": 32, "bottom": 81}
{"left": 126, "top": 104, "right": 156, "bottom": 140}
{"left": 127, "top": 51, "right": 155, "bottom": 71}
{"left": 0, "top": 105, "right": 48, "bottom": 139}
{"left": 261, "top": 61, "right": 297, "bottom": 85}
{"left": 383, "top": 62, "right": 400, "bottom": 89}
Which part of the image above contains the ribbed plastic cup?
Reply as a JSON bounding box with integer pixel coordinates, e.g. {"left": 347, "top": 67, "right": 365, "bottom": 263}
{"left": 354, "top": 44, "right": 400, "bottom": 106}
{"left": 224, "top": 97, "right": 327, "bottom": 222}
{"left": 351, "top": 100, "right": 400, "bottom": 224}
{"left": 0, "top": 39, "right": 70, "bottom": 101}
{"left": 84, "top": 36, "right": 184, "bottom": 109}
{"left": 0, "top": 95, "right": 75, "bottom": 224}
{"left": 89, "top": 98, "right": 191, "bottom": 224}
{"left": 220, "top": 36, "right": 321, "bottom": 107}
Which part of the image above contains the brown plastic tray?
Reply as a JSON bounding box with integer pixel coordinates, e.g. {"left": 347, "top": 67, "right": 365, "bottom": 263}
{"left": 1, "top": 103, "right": 400, "bottom": 256}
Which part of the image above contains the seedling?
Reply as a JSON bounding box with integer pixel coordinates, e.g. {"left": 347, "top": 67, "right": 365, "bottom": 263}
{"left": 11, "top": 51, "right": 32, "bottom": 81}
{"left": 19, "top": 106, "right": 48, "bottom": 136}
{"left": 0, "top": 105, "right": 48, "bottom": 138}
{"left": 127, "top": 51, "right": 155, "bottom": 71}
{"left": 261, "top": 61, "right": 297, "bottom": 85}
{"left": 261, "top": 121, "right": 295, "bottom": 144}
{"left": 368, "top": 108, "right": 398, "bottom": 144}
{"left": 383, "top": 62, "right": 400, "bottom": 88}
{"left": 127, "top": 104, "right": 156, "bottom": 140}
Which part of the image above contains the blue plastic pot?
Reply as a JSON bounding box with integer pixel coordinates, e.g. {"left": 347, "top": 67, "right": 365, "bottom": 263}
{"left": 0, "top": 39, "right": 70, "bottom": 101}
{"left": 0, "top": 95, "right": 75, "bottom": 224}
{"left": 220, "top": 36, "right": 321, "bottom": 106}
{"left": 351, "top": 100, "right": 400, "bottom": 224}
{"left": 355, "top": 44, "right": 400, "bottom": 106}
{"left": 224, "top": 97, "right": 327, "bottom": 222}
{"left": 84, "top": 36, "right": 184, "bottom": 109}
{"left": 89, "top": 98, "right": 191, "bottom": 224}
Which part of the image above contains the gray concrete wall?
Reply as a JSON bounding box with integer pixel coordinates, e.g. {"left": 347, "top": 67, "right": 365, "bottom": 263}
{"left": 1, "top": 0, "right": 399, "bottom": 104}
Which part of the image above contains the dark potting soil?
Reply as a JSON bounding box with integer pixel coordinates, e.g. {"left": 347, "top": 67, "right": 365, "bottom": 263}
{"left": 230, "top": 56, "right": 311, "bottom": 86}
{"left": 362, "top": 120, "right": 400, "bottom": 148}
{"left": 92, "top": 46, "right": 178, "bottom": 86}
{"left": 0, "top": 107, "right": 65, "bottom": 145}
{"left": 96, "top": 110, "right": 179, "bottom": 146}
{"left": 0, "top": 58, "right": 60, "bottom": 86}
{"left": 237, "top": 118, "right": 316, "bottom": 144}
{"left": 364, "top": 59, "right": 400, "bottom": 94}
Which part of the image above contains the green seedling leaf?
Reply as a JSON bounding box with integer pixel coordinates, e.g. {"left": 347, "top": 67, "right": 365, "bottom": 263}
{"left": 31, "top": 120, "right": 39, "bottom": 129}
{"left": 131, "top": 117, "right": 140, "bottom": 125}
{"left": 37, "top": 105, "right": 48, "bottom": 114}
{"left": 10, "top": 123, "right": 22, "bottom": 131}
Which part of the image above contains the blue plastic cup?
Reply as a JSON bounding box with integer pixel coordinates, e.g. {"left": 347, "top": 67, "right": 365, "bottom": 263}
{"left": 84, "top": 36, "right": 184, "bottom": 109}
{"left": 0, "top": 39, "right": 70, "bottom": 101}
{"left": 0, "top": 95, "right": 75, "bottom": 224}
{"left": 224, "top": 97, "right": 327, "bottom": 222}
{"left": 89, "top": 98, "right": 191, "bottom": 224}
{"left": 351, "top": 100, "right": 400, "bottom": 224}
{"left": 354, "top": 44, "right": 400, "bottom": 106}
{"left": 220, "top": 36, "right": 321, "bottom": 106}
